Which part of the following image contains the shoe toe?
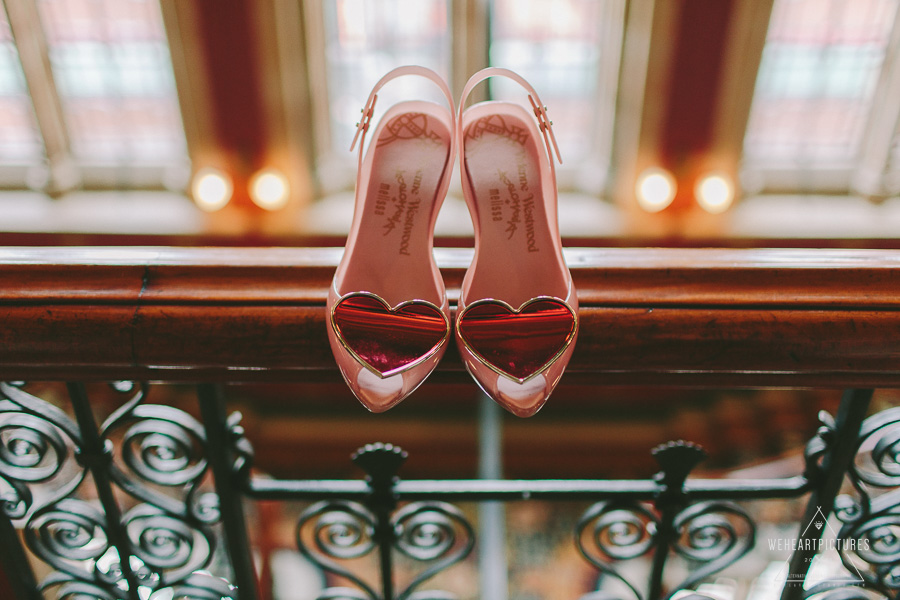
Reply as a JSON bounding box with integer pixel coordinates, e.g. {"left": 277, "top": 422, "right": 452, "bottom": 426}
{"left": 496, "top": 373, "right": 549, "bottom": 417}
{"left": 459, "top": 334, "right": 562, "bottom": 417}
{"left": 355, "top": 367, "right": 405, "bottom": 413}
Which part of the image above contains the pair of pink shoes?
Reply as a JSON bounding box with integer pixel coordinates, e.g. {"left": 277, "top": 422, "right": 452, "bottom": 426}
{"left": 326, "top": 66, "right": 578, "bottom": 418}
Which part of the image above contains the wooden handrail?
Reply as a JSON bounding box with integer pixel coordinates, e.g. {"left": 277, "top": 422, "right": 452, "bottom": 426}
{"left": 2, "top": 246, "right": 900, "bottom": 386}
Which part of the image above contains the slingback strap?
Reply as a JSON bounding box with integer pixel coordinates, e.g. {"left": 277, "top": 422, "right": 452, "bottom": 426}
{"left": 458, "top": 67, "right": 563, "bottom": 166}
{"left": 349, "top": 65, "right": 456, "bottom": 165}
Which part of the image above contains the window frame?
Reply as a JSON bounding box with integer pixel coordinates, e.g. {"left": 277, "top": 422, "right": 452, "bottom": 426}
{"left": 738, "top": 0, "right": 900, "bottom": 198}
{"left": 1, "top": 0, "right": 190, "bottom": 194}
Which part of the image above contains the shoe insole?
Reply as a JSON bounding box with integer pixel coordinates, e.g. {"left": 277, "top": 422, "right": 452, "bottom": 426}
{"left": 462, "top": 110, "right": 568, "bottom": 307}
{"left": 342, "top": 110, "right": 451, "bottom": 304}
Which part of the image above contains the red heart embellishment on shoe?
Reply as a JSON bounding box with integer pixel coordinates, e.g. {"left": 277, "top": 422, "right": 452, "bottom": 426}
{"left": 331, "top": 293, "right": 450, "bottom": 378}
{"left": 457, "top": 297, "right": 577, "bottom": 383}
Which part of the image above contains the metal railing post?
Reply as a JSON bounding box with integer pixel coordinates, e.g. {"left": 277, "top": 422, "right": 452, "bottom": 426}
{"left": 352, "top": 443, "right": 408, "bottom": 600}
{"left": 66, "top": 383, "right": 142, "bottom": 600}
{"left": 0, "top": 510, "right": 41, "bottom": 600}
{"left": 198, "top": 384, "right": 260, "bottom": 600}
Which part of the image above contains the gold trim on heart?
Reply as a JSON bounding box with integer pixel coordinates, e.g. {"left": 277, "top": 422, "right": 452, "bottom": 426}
{"left": 331, "top": 292, "right": 450, "bottom": 378}
{"left": 456, "top": 296, "right": 577, "bottom": 383}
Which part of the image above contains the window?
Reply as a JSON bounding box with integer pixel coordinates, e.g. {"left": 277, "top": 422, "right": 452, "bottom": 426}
{"left": 0, "top": 0, "right": 187, "bottom": 191}
{"left": 490, "top": 0, "right": 624, "bottom": 193}
{"left": 312, "top": 0, "right": 624, "bottom": 197}
{"left": 742, "top": 0, "right": 900, "bottom": 193}
{"left": 38, "top": 0, "right": 186, "bottom": 166}
{"left": 313, "top": 0, "right": 451, "bottom": 193}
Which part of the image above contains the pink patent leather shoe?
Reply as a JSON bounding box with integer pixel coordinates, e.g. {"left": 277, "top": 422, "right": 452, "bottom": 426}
{"left": 327, "top": 66, "right": 456, "bottom": 412}
{"left": 455, "top": 68, "right": 578, "bottom": 417}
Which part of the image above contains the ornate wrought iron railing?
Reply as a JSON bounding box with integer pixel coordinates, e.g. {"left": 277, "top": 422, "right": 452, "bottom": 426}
{"left": 2, "top": 247, "right": 900, "bottom": 600}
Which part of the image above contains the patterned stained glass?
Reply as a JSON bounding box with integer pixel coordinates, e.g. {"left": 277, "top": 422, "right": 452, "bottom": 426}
{"left": 36, "top": 0, "right": 186, "bottom": 165}
{"left": 744, "top": 0, "right": 900, "bottom": 168}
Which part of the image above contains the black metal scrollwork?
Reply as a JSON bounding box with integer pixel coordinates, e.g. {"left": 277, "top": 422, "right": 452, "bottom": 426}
{"left": 576, "top": 502, "right": 659, "bottom": 600}
{"left": 298, "top": 500, "right": 381, "bottom": 600}
{"left": 0, "top": 382, "right": 236, "bottom": 600}
{"left": 25, "top": 498, "right": 110, "bottom": 576}
{"left": 576, "top": 442, "right": 755, "bottom": 600}
{"left": 0, "top": 383, "right": 85, "bottom": 520}
{"left": 671, "top": 501, "right": 755, "bottom": 592}
{"left": 104, "top": 388, "right": 212, "bottom": 515}
{"left": 226, "top": 410, "right": 256, "bottom": 485}
{"left": 296, "top": 444, "right": 474, "bottom": 600}
{"left": 102, "top": 384, "right": 233, "bottom": 596}
{"left": 804, "top": 407, "right": 900, "bottom": 600}
{"left": 851, "top": 409, "right": 900, "bottom": 492}
{"left": 575, "top": 499, "right": 755, "bottom": 600}
{"left": 393, "top": 502, "right": 474, "bottom": 600}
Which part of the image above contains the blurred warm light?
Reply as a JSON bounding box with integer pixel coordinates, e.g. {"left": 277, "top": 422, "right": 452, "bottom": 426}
{"left": 250, "top": 168, "right": 290, "bottom": 210}
{"left": 695, "top": 172, "right": 735, "bottom": 214}
{"left": 192, "top": 168, "right": 232, "bottom": 212}
{"left": 635, "top": 167, "right": 676, "bottom": 212}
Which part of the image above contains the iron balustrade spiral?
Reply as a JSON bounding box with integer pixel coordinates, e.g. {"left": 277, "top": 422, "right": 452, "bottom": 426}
{"left": 295, "top": 445, "right": 476, "bottom": 600}
{"left": 574, "top": 444, "right": 755, "bottom": 600}
{"left": 576, "top": 501, "right": 659, "bottom": 600}
{"left": 797, "top": 406, "right": 900, "bottom": 600}
{"left": 298, "top": 499, "right": 381, "bottom": 600}
{"left": 671, "top": 501, "right": 755, "bottom": 592}
{"left": 0, "top": 382, "right": 237, "bottom": 600}
{"left": 0, "top": 383, "right": 84, "bottom": 521}
{"left": 392, "top": 502, "right": 474, "bottom": 600}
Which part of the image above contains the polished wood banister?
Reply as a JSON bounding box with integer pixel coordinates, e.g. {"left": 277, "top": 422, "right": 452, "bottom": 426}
{"left": 2, "top": 246, "right": 900, "bottom": 385}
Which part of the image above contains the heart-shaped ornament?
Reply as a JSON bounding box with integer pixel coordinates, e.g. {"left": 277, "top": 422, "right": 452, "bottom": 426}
{"left": 457, "top": 297, "right": 577, "bottom": 382}
{"left": 332, "top": 293, "right": 449, "bottom": 378}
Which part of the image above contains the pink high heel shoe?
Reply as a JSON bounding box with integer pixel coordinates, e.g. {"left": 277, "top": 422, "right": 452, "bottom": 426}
{"left": 327, "top": 66, "right": 457, "bottom": 412}
{"left": 455, "top": 67, "right": 578, "bottom": 417}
